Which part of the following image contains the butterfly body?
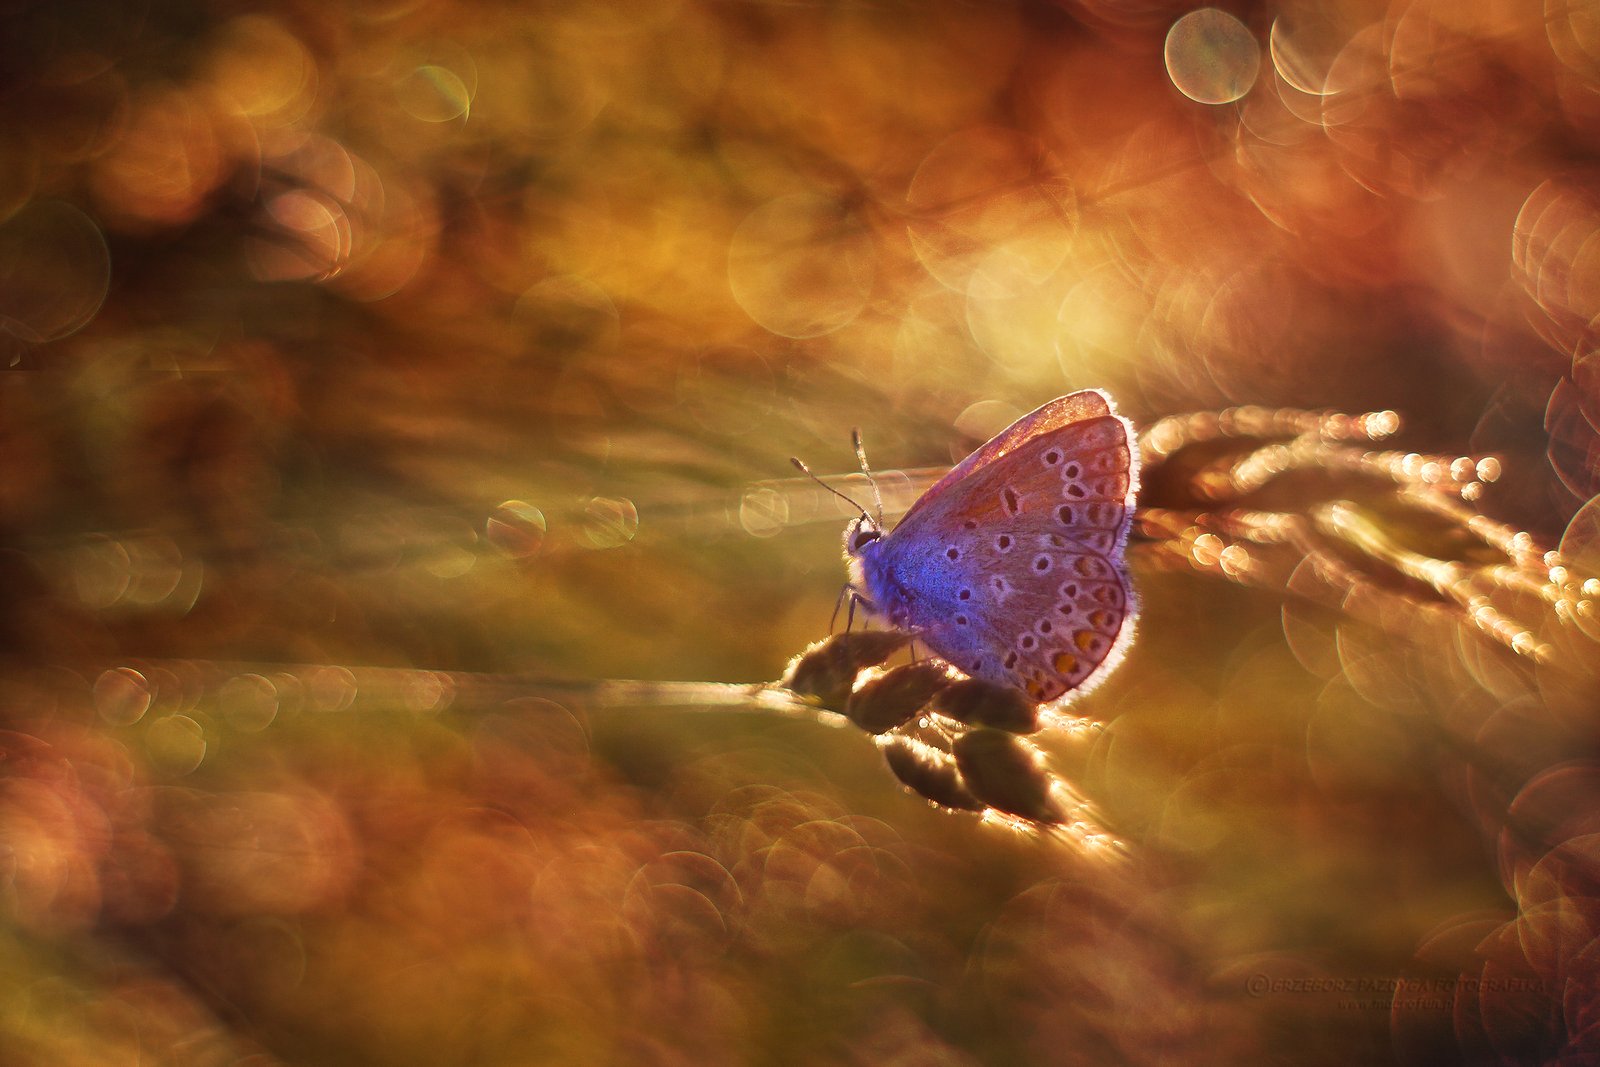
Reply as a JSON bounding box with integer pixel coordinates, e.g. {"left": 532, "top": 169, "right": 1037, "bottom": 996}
{"left": 844, "top": 390, "right": 1138, "bottom": 704}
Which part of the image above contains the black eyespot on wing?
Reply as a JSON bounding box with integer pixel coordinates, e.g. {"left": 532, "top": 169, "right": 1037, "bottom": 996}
{"left": 1002, "top": 487, "right": 1020, "bottom": 514}
{"left": 997, "top": 534, "right": 1012, "bottom": 551}
{"left": 1065, "top": 462, "right": 1081, "bottom": 478}
{"left": 1058, "top": 505, "right": 1075, "bottom": 524}
{"left": 964, "top": 519, "right": 978, "bottom": 529}
{"left": 1033, "top": 555, "right": 1051, "bottom": 571}
{"left": 1044, "top": 450, "right": 1061, "bottom": 465}
{"left": 947, "top": 547, "right": 960, "bottom": 560}
{"left": 1067, "top": 484, "right": 1086, "bottom": 498}
{"left": 955, "top": 614, "right": 968, "bottom": 626}
{"left": 958, "top": 588, "right": 971, "bottom": 600}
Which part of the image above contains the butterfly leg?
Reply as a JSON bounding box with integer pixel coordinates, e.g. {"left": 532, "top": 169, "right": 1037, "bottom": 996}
{"left": 831, "top": 586, "right": 870, "bottom": 633}
{"left": 828, "top": 583, "right": 851, "bottom": 634}
{"left": 847, "top": 589, "right": 878, "bottom": 632}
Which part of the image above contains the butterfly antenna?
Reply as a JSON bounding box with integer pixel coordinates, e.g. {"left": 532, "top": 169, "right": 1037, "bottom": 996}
{"left": 851, "top": 428, "right": 885, "bottom": 530}
{"left": 791, "top": 456, "right": 870, "bottom": 517}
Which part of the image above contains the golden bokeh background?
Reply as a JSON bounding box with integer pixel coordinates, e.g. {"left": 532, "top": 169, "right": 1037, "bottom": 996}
{"left": 3, "top": 0, "right": 1600, "bottom": 1063}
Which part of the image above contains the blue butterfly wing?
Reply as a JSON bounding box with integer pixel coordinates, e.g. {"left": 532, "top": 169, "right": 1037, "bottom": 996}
{"left": 868, "top": 409, "right": 1137, "bottom": 703}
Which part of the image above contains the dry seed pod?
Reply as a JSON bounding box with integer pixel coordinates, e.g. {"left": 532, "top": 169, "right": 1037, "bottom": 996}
{"left": 846, "top": 661, "right": 954, "bottom": 734}
{"left": 880, "top": 736, "right": 985, "bottom": 812}
{"left": 927, "top": 678, "right": 1042, "bottom": 734}
{"left": 951, "top": 729, "right": 1064, "bottom": 824}
{"left": 780, "top": 631, "right": 911, "bottom": 711}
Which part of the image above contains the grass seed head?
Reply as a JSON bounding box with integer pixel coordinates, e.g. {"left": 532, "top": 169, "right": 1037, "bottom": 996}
{"left": 952, "top": 729, "right": 1065, "bottom": 824}
{"left": 928, "top": 678, "right": 1042, "bottom": 734}
{"left": 781, "top": 631, "right": 912, "bottom": 711}
{"left": 846, "top": 661, "right": 955, "bottom": 733}
{"left": 880, "top": 736, "right": 985, "bottom": 812}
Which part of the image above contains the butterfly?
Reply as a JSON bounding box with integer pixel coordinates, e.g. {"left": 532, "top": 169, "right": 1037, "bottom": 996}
{"left": 836, "top": 390, "right": 1138, "bottom": 705}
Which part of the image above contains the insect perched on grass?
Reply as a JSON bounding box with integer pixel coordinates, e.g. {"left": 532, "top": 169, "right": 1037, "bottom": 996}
{"left": 798, "top": 390, "right": 1139, "bottom": 705}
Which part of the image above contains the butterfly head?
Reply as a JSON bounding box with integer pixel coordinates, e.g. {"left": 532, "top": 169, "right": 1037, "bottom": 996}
{"left": 842, "top": 513, "right": 883, "bottom": 559}
{"left": 843, "top": 511, "right": 901, "bottom": 625}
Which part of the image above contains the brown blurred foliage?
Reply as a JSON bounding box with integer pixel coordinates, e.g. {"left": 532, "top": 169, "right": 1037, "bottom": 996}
{"left": 2, "top": 0, "right": 1600, "bottom": 1063}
